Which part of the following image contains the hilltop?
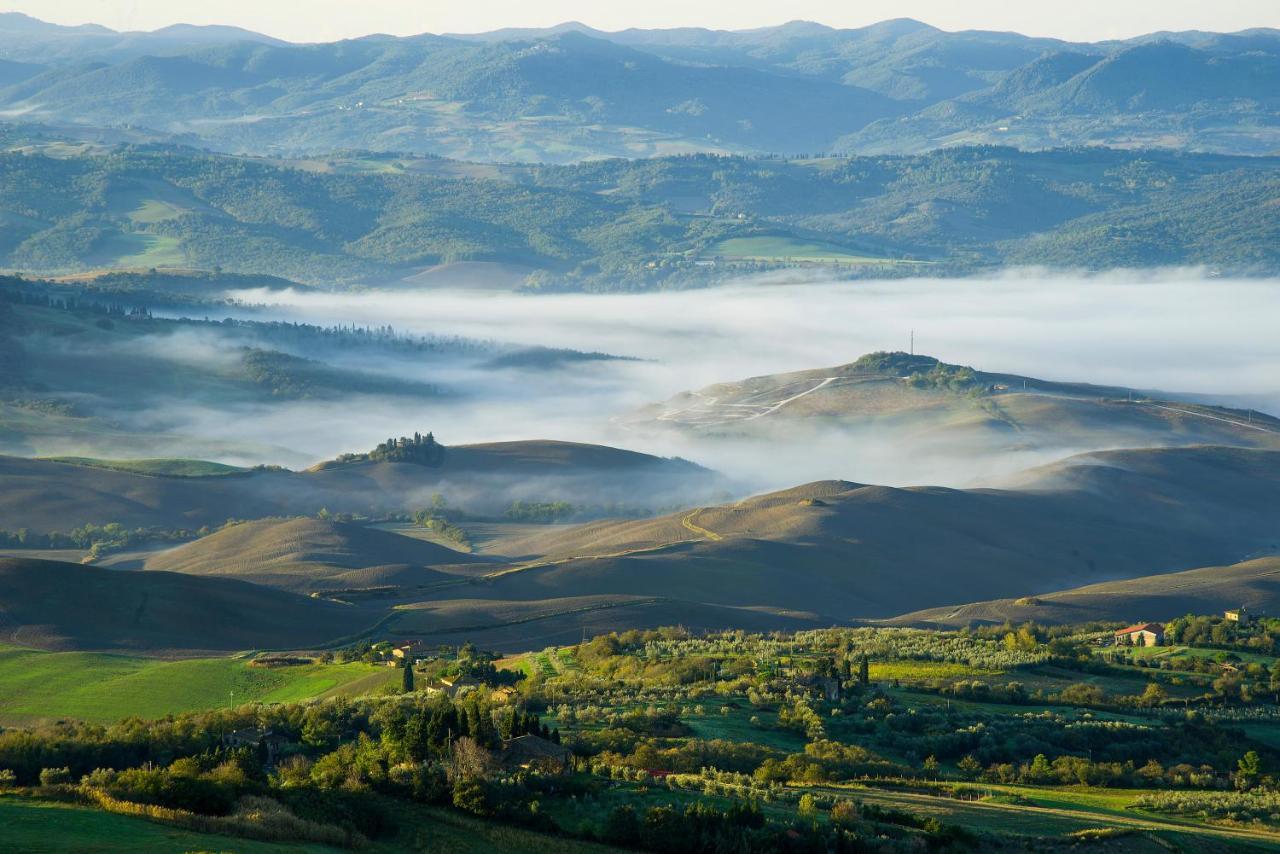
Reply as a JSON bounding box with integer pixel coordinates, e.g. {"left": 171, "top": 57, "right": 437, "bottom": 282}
{"left": 0, "top": 557, "right": 368, "bottom": 653}
{"left": 627, "top": 351, "right": 1280, "bottom": 454}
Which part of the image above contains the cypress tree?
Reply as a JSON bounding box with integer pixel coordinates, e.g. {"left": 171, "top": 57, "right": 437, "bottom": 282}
{"left": 402, "top": 658, "right": 415, "bottom": 693}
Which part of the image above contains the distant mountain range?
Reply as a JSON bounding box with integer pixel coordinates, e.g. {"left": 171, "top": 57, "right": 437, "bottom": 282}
{"left": 1, "top": 13, "right": 1277, "bottom": 161}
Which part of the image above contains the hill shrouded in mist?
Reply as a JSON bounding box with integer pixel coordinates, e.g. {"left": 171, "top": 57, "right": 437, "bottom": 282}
{"left": 627, "top": 351, "right": 1280, "bottom": 455}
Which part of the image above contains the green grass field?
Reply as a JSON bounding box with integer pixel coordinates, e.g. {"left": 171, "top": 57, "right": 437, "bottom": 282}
{"left": 706, "top": 236, "right": 907, "bottom": 265}
{"left": 39, "top": 457, "right": 246, "bottom": 477}
{"left": 0, "top": 646, "right": 396, "bottom": 724}
{"left": 0, "top": 795, "right": 339, "bottom": 853}
{"left": 869, "top": 661, "right": 1000, "bottom": 682}
{"left": 0, "top": 795, "right": 621, "bottom": 853}
{"left": 94, "top": 233, "right": 187, "bottom": 268}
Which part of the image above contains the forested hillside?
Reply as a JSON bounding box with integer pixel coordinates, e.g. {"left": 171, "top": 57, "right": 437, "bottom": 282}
{"left": 2, "top": 144, "right": 1277, "bottom": 286}
{"left": 1, "top": 14, "right": 1276, "bottom": 160}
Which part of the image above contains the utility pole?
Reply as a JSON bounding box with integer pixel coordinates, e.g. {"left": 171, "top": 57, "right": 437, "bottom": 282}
{"left": 910, "top": 329, "right": 914, "bottom": 356}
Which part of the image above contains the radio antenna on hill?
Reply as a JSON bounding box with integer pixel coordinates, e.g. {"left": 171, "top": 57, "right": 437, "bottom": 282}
{"left": 910, "top": 329, "right": 914, "bottom": 356}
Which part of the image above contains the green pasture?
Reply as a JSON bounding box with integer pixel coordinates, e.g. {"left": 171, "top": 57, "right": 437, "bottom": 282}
{"left": 0, "top": 645, "right": 395, "bottom": 724}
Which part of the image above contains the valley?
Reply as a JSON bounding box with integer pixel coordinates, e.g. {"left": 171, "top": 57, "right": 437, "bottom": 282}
{"left": 1, "top": 8, "right": 1279, "bottom": 853}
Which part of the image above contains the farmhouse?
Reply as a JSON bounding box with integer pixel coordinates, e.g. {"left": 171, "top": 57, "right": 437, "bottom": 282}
{"left": 1114, "top": 623, "right": 1165, "bottom": 647}
{"left": 500, "top": 734, "right": 572, "bottom": 773}
{"left": 438, "top": 674, "right": 483, "bottom": 697}
{"left": 1225, "top": 607, "right": 1251, "bottom": 626}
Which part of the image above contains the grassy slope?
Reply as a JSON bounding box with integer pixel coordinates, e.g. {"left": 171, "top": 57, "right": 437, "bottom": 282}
{"left": 39, "top": 456, "right": 245, "bottom": 477}
{"left": 0, "top": 796, "right": 620, "bottom": 853}
{"left": 0, "top": 644, "right": 397, "bottom": 724}
{"left": 144, "top": 517, "right": 480, "bottom": 593}
{"left": 0, "top": 796, "right": 339, "bottom": 854}
{"left": 895, "top": 556, "right": 1280, "bottom": 628}
{"left": 0, "top": 558, "right": 371, "bottom": 653}
{"left": 477, "top": 447, "right": 1280, "bottom": 621}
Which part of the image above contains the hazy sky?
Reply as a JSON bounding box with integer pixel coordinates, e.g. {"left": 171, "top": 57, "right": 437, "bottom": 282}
{"left": 9, "top": 0, "right": 1278, "bottom": 43}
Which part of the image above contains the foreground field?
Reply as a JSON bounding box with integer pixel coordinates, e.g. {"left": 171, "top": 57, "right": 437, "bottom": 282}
{"left": 0, "top": 795, "right": 339, "bottom": 854}
{"left": 0, "top": 795, "right": 620, "bottom": 854}
{"left": 0, "top": 645, "right": 396, "bottom": 724}
{"left": 4, "top": 619, "right": 1280, "bottom": 851}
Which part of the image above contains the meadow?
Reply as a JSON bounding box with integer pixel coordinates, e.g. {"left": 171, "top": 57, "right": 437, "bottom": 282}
{"left": 0, "top": 645, "right": 395, "bottom": 724}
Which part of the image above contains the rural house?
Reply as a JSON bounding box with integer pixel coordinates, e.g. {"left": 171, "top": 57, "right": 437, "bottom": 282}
{"left": 1224, "top": 607, "right": 1251, "bottom": 626}
{"left": 500, "top": 734, "right": 572, "bottom": 773}
{"left": 439, "top": 675, "right": 483, "bottom": 697}
{"left": 1114, "top": 623, "right": 1165, "bottom": 647}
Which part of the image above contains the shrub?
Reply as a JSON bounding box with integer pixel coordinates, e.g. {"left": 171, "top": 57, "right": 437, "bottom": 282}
{"left": 39, "top": 767, "right": 72, "bottom": 786}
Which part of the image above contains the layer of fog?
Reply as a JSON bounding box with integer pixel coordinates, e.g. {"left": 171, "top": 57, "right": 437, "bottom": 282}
{"left": 157, "top": 270, "right": 1280, "bottom": 492}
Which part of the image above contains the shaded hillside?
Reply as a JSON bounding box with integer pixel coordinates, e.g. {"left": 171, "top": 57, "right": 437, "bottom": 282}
{"left": 384, "top": 595, "right": 833, "bottom": 652}
{"left": 0, "top": 558, "right": 367, "bottom": 652}
{"left": 143, "top": 518, "right": 482, "bottom": 593}
{"left": 626, "top": 352, "right": 1280, "bottom": 454}
{"left": 0, "top": 439, "right": 721, "bottom": 532}
{"left": 893, "top": 556, "right": 1280, "bottom": 628}
{"left": 472, "top": 447, "right": 1280, "bottom": 621}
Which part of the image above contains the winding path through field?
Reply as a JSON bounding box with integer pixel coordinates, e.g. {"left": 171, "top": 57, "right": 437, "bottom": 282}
{"left": 681, "top": 509, "right": 723, "bottom": 541}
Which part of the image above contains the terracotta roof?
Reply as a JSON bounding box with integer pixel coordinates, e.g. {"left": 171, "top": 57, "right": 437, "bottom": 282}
{"left": 1115, "top": 623, "right": 1164, "bottom": 635}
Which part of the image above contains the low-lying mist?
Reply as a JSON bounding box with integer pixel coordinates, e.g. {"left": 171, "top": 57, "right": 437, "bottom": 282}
{"left": 138, "top": 270, "right": 1280, "bottom": 493}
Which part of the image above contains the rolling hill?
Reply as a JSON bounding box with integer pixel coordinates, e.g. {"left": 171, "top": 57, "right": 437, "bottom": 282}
{"left": 0, "top": 557, "right": 368, "bottom": 652}
{"left": 893, "top": 556, "right": 1280, "bottom": 628}
{"left": 450, "top": 446, "right": 1280, "bottom": 624}
{"left": 0, "top": 439, "right": 721, "bottom": 532}
{"left": 625, "top": 352, "right": 1280, "bottom": 454}
{"left": 3, "top": 444, "right": 1277, "bottom": 653}
{"left": 3, "top": 144, "right": 1278, "bottom": 287}
{"left": 143, "top": 517, "right": 483, "bottom": 593}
